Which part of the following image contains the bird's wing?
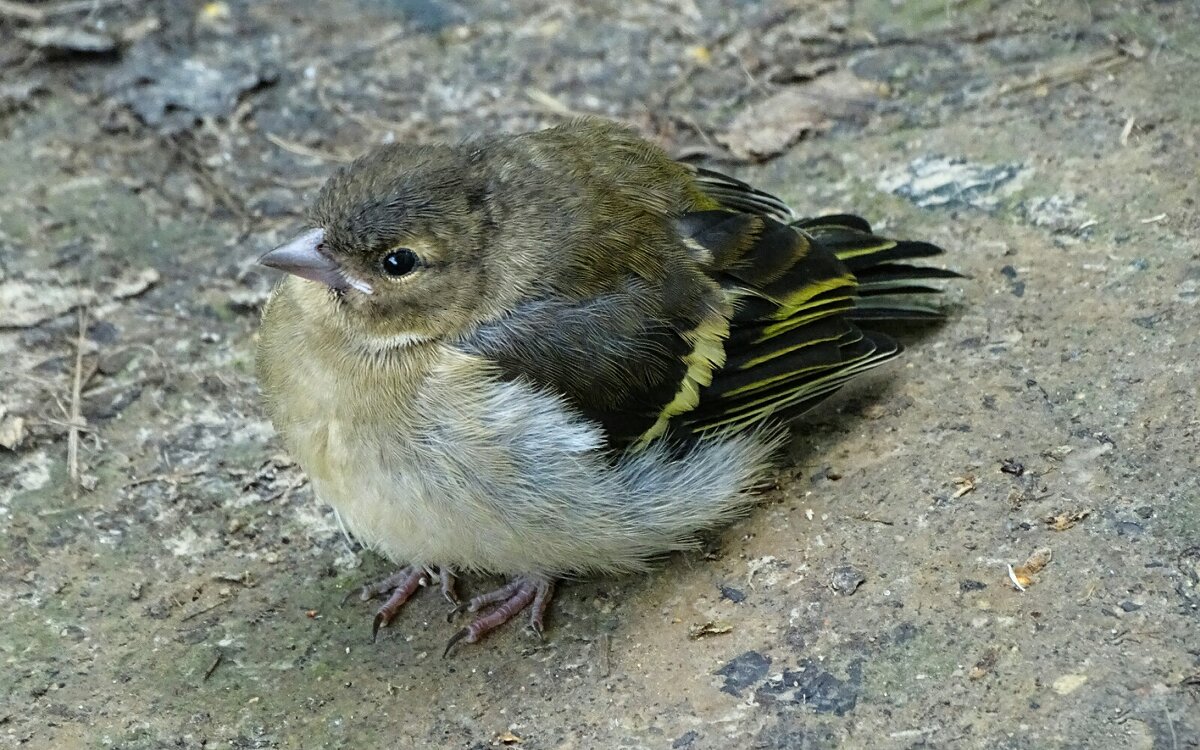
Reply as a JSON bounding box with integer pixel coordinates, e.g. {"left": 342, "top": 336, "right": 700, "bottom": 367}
{"left": 674, "top": 204, "right": 960, "bottom": 438}
{"left": 686, "top": 165, "right": 797, "bottom": 222}
{"left": 453, "top": 278, "right": 729, "bottom": 448}
{"left": 458, "top": 166, "right": 958, "bottom": 450}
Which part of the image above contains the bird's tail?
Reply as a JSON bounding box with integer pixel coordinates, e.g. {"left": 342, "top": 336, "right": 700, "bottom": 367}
{"left": 676, "top": 210, "right": 960, "bottom": 436}
{"left": 793, "top": 214, "right": 962, "bottom": 322}
{"left": 562, "top": 426, "right": 786, "bottom": 575}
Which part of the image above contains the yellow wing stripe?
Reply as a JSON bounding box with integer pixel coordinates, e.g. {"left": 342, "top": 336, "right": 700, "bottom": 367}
{"left": 692, "top": 346, "right": 892, "bottom": 434}
{"left": 828, "top": 240, "right": 898, "bottom": 261}
{"left": 775, "top": 273, "right": 856, "bottom": 313}
{"left": 719, "top": 345, "right": 859, "bottom": 399}
{"left": 759, "top": 296, "right": 856, "bottom": 339}
{"left": 735, "top": 331, "right": 847, "bottom": 371}
{"left": 631, "top": 310, "right": 730, "bottom": 450}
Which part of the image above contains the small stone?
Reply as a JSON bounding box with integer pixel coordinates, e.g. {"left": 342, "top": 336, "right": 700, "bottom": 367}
{"left": 1000, "top": 458, "right": 1025, "bottom": 476}
{"left": 0, "top": 413, "right": 27, "bottom": 450}
{"left": 1114, "top": 521, "right": 1144, "bottom": 536}
{"left": 756, "top": 658, "right": 862, "bottom": 716}
{"left": 86, "top": 320, "right": 120, "bottom": 344}
{"left": 1020, "top": 194, "right": 1096, "bottom": 233}
{"left": 891, "top": 622, "right": 919, "bottom": 644}
{"left": 98, "top": 349, "right": 137, "bottom": 376}
{"left": 877, "top": 155, "right": 1031, "bottom": 212}
{"left": 830, "top": 566, "right": 866, "bottom": 595}
{"left": 719, "top": 585, "right": 747, "bottom": 603}
{"left": 1051, "top": 674, "right": 1088, "bottom": 695}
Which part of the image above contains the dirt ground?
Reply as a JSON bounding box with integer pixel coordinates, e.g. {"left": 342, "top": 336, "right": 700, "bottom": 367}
{"left": 2, "top": 0, "right": 1198, "bottom": 747}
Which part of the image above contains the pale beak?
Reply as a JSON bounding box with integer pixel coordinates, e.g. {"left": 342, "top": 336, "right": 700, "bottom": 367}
{"left": 258, "top": 228, "right": 373, "bottom": 294}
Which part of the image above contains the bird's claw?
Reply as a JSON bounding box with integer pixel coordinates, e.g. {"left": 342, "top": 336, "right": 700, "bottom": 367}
{"left": 353, "top": 565, "right": 430, "bottom": 642}
{"left": 347, "top": 569, "right": 554, "bottom": 652}
{"left": 443, "top": 628, "right": 470, "bottom": 658}
{"left": 441, "top": 576, "right": 555, "bottom": 656}
{"left": 446, "top": 601, "right": 469, "bottom": 623}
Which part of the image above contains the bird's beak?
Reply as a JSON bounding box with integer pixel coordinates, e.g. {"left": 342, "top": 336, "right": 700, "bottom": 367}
{"left": 258, "top": 228, "right": 373, "bottom": 294}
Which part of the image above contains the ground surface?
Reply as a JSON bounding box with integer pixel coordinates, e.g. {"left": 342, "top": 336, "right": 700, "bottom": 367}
{"left": 1, "top": 1, "right": 1198, "bottom": 748}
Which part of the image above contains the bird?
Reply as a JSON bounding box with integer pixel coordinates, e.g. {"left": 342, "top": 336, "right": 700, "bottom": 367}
{"left": 255, "top": 117, "right": 958, "bottom": 653}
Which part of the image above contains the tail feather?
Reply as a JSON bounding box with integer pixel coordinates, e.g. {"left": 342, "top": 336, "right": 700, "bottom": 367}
{"left": 675, "top": 205, "right": 955, "bottom": 437}
{"left": 801, "top": 220, "right": 963, "bottom": 322}
{"left": 572, "top": 428, "right": 786, "bottom": 574}
{"left": 792, "top": 214, "right": 873, "bottom": 233}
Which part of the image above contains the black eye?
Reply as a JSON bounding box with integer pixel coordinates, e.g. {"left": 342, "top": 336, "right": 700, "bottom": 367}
{"left": 381, "top": 248, "right": 419, "bottom": 277}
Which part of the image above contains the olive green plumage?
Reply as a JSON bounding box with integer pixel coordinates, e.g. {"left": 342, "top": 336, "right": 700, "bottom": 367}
{"left": 255, "top": 117, "right": 957, "bottom": 645}
{"left": 292, "top": 118, "right": 953, "bottom": 447}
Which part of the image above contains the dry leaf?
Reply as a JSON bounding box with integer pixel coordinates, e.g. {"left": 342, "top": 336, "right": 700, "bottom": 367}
{"left": 688, "top": 620, "right": 733, "bottom": 640}
{"left": 0, "top": 267, "right": 158, "bottom": 328}
{"left": 718, "top": 70, "right": 878, "bottom": 161}
{"left": 1043, "top": 509, "right": 1091, "bottom": 531}
{"left": 0, "top": 411, "right": 27, "bottom": 451}
{"left": 1019, "top": 547, "right": 1053, "bottom": 574}
{"left": 952, "top": 475, "right": 977, "bottom": 498}
{"left": 1009, "top": 547, "right": 1053, "bottom": 590}
{"left": 968, "top": 649, "right": 999, "bottom": 680}
{"left": 110, "top": 267, "right": 161, "bottom": 299}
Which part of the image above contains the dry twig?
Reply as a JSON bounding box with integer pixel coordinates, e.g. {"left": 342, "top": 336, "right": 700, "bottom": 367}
{"left": 597, "top": 633, "right": 611, "bottom": 677}
{"left": 0, "top": 0, "right": 131, "bottom": 22}
{"left": 67, "top": 308, "right": 87, "bottom": 491}
{"left": 264, "top": 132, "right": 356, "bottom": 163}
{"left": 202, "top": 650, "right": 223, "bottom": 682}
{"left": 993, "top": 52, "right": 1130, "bottom": 99}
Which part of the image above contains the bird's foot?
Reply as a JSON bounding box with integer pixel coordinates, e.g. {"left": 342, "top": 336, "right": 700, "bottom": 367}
{"left": 350, "top": 565, "right": 458, "bottom": 641}
{"left": 444, "top": 576, "right": 554, "bottom": 656}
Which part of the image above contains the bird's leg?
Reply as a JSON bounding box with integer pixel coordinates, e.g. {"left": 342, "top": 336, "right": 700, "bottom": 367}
{"left": 444, "top": 576, "right": 555, "bottom": 656}
{"left": 348, "top": 565, "right": 440, "bottom": 641}
{"left": 438, "top": 566, "right": 459, "bottom": 604}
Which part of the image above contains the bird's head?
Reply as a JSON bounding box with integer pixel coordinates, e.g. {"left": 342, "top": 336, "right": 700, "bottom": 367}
{"left": 259, "top": 143, "right": 529, "bottom": 349}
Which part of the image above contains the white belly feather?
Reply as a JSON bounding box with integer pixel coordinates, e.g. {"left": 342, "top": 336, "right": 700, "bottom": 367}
{"left": 275, "top": 343, "right": 779, "bottom": 576}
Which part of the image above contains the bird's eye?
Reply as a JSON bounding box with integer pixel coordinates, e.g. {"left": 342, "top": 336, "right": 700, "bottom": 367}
{"left": 381, "top": 248, "right": 419, "bottom": 277}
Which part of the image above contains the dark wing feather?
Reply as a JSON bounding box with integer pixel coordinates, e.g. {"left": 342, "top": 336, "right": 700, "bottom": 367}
{"left": 687, "top": 166, "right": 796, "bottom": 222}
{"left": 796, "top": 215, "right": 963, "bottom": 322}
{"left": 669, "top": 196, "right": 959, "bottom": 439}
{"left": 454, "top": 278, "right": 723, "bottom": 448}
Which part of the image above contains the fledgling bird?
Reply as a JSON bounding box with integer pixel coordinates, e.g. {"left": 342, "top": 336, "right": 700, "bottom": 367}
{"left": 255, "top": 118, "right": 958, "bottom": 652}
